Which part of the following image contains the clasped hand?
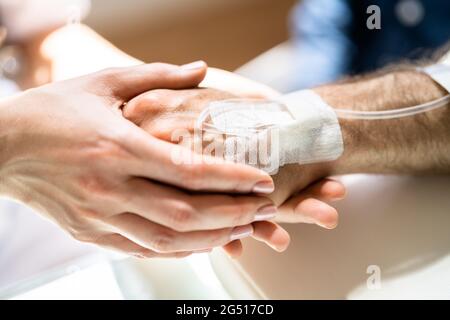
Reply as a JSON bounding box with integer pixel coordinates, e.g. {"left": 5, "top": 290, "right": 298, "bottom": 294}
{"left": 0, "top": 61, "right": 345, "bottom": 259}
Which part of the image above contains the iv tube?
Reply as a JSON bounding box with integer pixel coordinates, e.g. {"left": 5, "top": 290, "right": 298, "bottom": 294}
{"left": 334, "top": 94, "right": 450, "bottom": 120}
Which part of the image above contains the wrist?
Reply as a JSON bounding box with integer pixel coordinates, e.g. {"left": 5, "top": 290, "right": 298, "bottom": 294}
{"left": 0, "top": 91, "right": 31, "bottom": 173}
{"left": 311, "top": 86, "right": 371, "bottom": 175}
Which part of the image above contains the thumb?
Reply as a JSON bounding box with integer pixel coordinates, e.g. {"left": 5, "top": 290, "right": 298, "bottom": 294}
{"left": 96, "top": 61, "right": 207, "bottom": 100}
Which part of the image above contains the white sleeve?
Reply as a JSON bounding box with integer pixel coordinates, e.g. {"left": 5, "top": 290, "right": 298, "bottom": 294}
{"left": 0, "top": 0, "right": 90, "bottom": 40}
{"left": 440, "top": 48, "right": 450, "bottom": 66}
{"left": 422, "top": 48, "right": 450, "bottom": 93}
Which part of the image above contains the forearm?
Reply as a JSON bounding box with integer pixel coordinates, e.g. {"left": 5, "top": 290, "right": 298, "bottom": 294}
{"left": 42, "top": 24, "right": 142, "bottom": 81}
{"left": 16, "top": 24, "right": 141, "bottom": 88}
{"left": 314, "top": 69, "right": 450, "bottom": 175}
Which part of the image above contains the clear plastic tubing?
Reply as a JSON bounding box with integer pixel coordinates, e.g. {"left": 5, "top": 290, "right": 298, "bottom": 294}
{"left": 334, "top": 94, "right": 450, "bottom": 120}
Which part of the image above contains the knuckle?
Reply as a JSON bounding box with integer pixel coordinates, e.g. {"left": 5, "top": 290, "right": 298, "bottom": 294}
{"left": 129, "top": 101, "right": 147, "bottom": 119}
{"left": 234, "top": 197, "right": 253, "bottom": 214}
{"left": 148, "top": 62, "right": 172, "bottom": 76}
{"left": 76, "top": 207, "right": 103, "bottom": 221}
{"left": 141, "top": 92, "right": 166, "bottom": 109}
{"left": 77, "top": 174, "right": 114, "bottom": 198}
{"left": 65, "top": 209, "right": 105, "bottom": 243}
{"left": 230, "top": 197, "right": 255, "bottom": 225}
{"left": 124, "top": 95, "right": 154, "bottom": 120}
{"left": 114, "top": 188, "right": 134, "bottom": 207}
{"left": 90, "top": 138, "right": 125, "bottom": 159}
{"left": 151, "top": 229, "right": 176, "bottom": 252}
{"left": 67, "top": 227, "right": 93, "bottom": 243}
{"left": 169, "top": 201, "right": 196, "bottom": 231}
{"left": 81, "top": 136, "right": 130, "bottom": 169}
{"left": 96, "top": 67, "right": 121, "bottom": 83}
{"left": 63, "top": 211, "right": 91, "bottom": 239}
{"left": 208, "top": 229, "right": 229, "bottom": 246}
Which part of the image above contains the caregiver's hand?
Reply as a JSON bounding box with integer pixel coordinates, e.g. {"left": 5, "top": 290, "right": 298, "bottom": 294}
{"left": 0, "top": 62, "right": 276, "bottom": 258}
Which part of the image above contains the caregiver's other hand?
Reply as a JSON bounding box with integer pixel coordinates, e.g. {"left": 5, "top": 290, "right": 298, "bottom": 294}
{"left": 0, "top": 62, "right": 276, "bottom": 258}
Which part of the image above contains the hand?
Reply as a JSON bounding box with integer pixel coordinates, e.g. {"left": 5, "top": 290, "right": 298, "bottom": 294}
{"left": 0, "top": 62, "right": 277, "bottom": 258}
{"left": 122, "top": 87, "right": 346, "bottom": 253}
{"left": 270, "top": 163, "right": 344, "bottom": 228}
{"left": 122, "top": 86, "right": 290, "bottom": 255}
{"left": 41, "top": 22, "right": 344, "bottom": 239}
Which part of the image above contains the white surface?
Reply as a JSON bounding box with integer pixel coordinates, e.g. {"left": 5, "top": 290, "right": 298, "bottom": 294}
{"left": 213, "top": 174, "right": 450, "bottom": 299}
{"left": 5, "top": 253, "right": 230, "bottom": 300}
{"left": 113, "top": 254, "right": 230, "bottom": 300}
{"left": 0, "top": 198, "right": 98, "bottom": 290}
{"left": 11, "top": 262, "right": 123, "bottom": 300}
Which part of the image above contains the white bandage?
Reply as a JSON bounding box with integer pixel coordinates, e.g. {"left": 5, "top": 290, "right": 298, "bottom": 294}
{"left": 197, "top": 90, "right": 343, "bottom": 173}
{"left": 275, "top": 90, "right": 343, "bottom": 166}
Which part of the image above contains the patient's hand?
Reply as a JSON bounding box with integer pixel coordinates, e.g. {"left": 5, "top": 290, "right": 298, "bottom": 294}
{"left": 123, "top": 87, "right": 345, "bottom": 227}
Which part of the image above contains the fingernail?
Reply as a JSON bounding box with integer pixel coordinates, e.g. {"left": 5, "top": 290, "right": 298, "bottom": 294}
{"left": 254, "top": 204, "right": 277, "bottom": 221}
{"left": 317, "top": 220, "right": 338, "bottom": 230}
{"left": 230, "top": 225, "right": 253, "bottom": 241}
{"left": 331, "top": 192, "right": 346, "bottom": 201}
{"left": 252, "top": 181, "right": 275, "bottom": 194}
{"left": 180, "top": 60, "right": 206, "bottom": 70}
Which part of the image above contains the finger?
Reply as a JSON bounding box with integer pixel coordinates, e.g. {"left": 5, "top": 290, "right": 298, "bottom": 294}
{"left": 122, "top": 178, "right": 276, "bottom": 232}
{"left": 222, "top": 240, "right": 243, "bottom": 258}
{"left": 107, "top": 212, "right": 254, "bottom": 253}
{"left": 125, "top": 129, "right": 274, "bottom": 194}
{"left": 277, "top": 196, "right": 339, "bottom": 228}
{"left": 276, "top": 179, "right": 344, "bottom": 227}
{"left": 94, "top": 233, "right": 192, "bottom": 259}
{"left": 224, "top": 222, "right": 291, "bottom": 257}
{"left": 305, "top": 178, "right": 346, "bottom": 201}
{"left": 95, "top": 61, "right": 207, "bottom": 100}
{"left": 251, "top": 221, "right": 290, "bottom": 252}
{"left": 122, "top": 89, "right": 198, "bottom": 130}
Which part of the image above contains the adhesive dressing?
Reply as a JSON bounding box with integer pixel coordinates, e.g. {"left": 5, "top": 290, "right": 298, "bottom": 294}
{"left": 195, "top": 93, "right": 343, "bottom": 174}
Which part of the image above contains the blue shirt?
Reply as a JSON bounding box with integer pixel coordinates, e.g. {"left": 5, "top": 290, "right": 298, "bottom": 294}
{"left": 290, "top": 0, "right": 450, "bottom": 89}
